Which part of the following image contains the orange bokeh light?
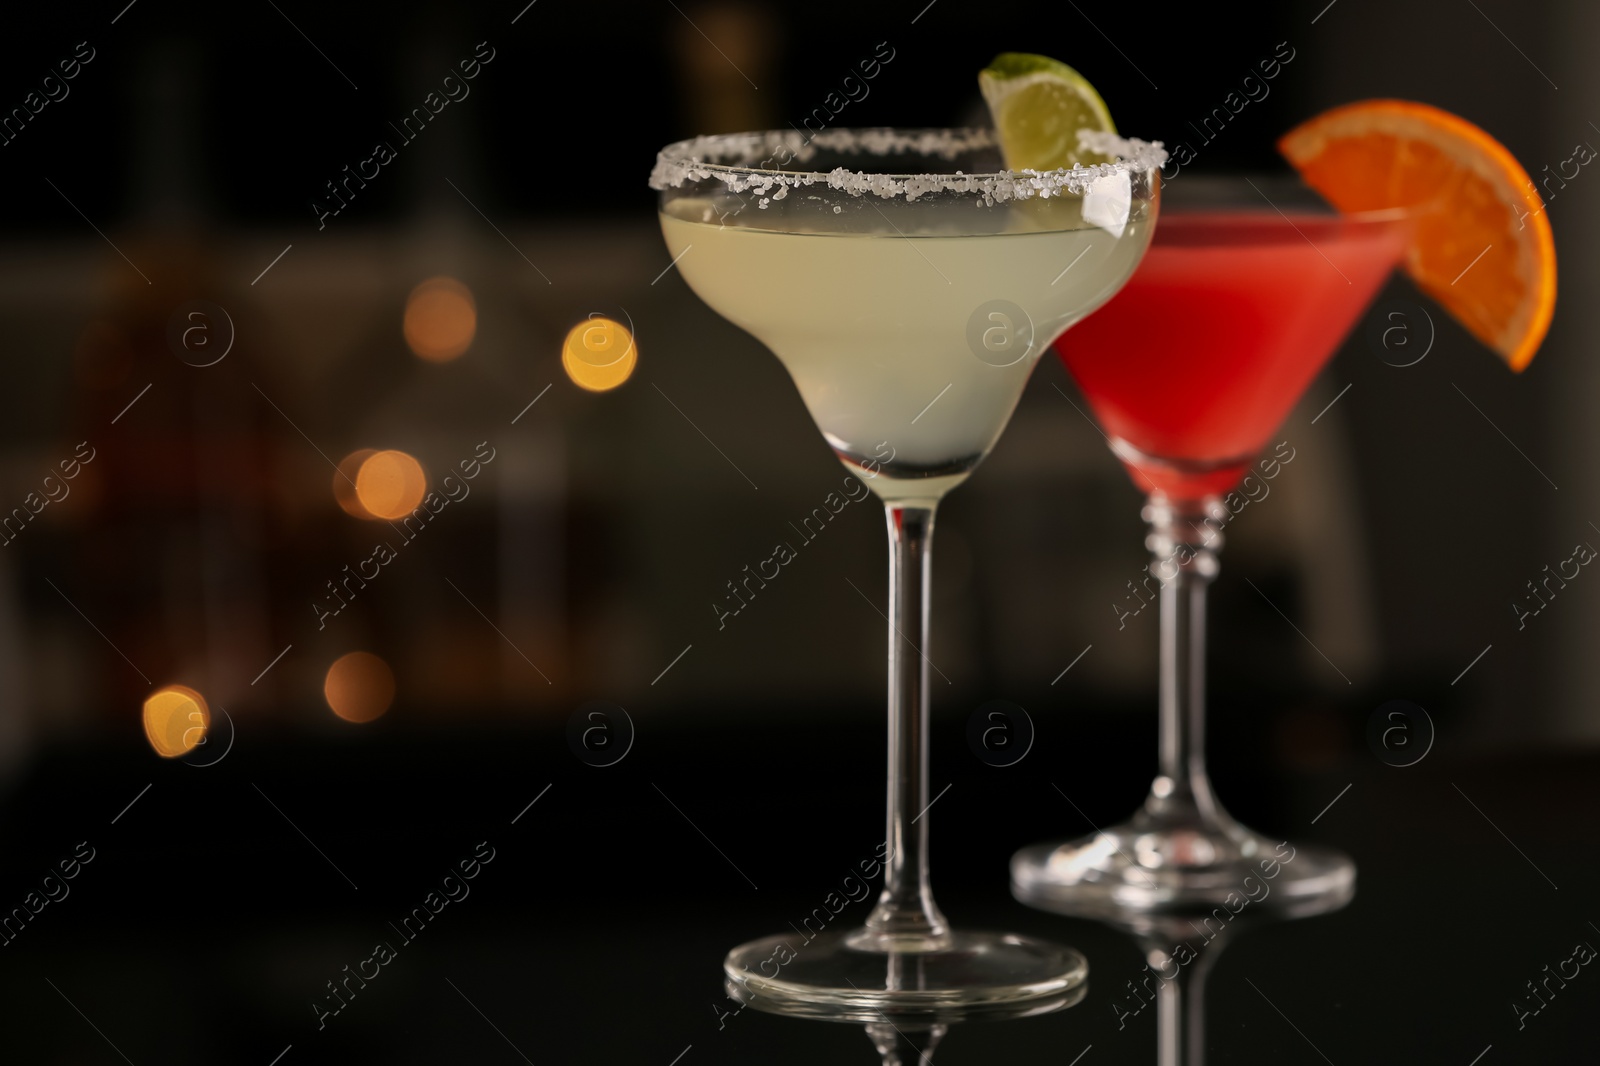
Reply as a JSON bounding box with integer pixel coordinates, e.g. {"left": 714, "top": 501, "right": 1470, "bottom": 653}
{"left": 562, "top": 315, "right": 637, "bottom": 392}
{"left": 334, "top": 448, "right": 377, "bottom": 518}
{"left": 404, "top": 276, "right": 476, "bottom": 362}
{"left": 354, "top": 450, "right": 426, "bottom": 520}
{"left": 324, "top": 652, "right": 396, "bottom": 723}
{"left": 142, "top": 684, "right": 209, "bottom": 758}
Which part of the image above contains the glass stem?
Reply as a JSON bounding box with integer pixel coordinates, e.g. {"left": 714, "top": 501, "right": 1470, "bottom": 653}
{"left": 1144, "top": 496, "right": 1227, "bottom": 824}
{"left": 1155, "top": 939, "right": 1219, "bottom": 1066}
{"left": 858, "top": 503, "right": 950, "bottom": 951}
{"left": 868, "top": 1021, "right": 946, "bottom": 1065}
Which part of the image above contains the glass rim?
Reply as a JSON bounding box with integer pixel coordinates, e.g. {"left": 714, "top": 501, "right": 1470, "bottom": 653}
{"left": 648, "top": 126, "right": 1168, "bottom": 204}
{"left": 1157, "top": 202, "right": 1415, "bottom": 227}
{"left": 1157, "top": 173, "right": 1416, "bottom": 225}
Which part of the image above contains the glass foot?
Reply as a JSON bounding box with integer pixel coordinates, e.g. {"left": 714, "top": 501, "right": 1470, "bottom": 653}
{"left": 723, "top": 929, "right": 1088, "bottom": 1022}
{"left": 1011, "top": 811, "right": 1354, "bottom": 916}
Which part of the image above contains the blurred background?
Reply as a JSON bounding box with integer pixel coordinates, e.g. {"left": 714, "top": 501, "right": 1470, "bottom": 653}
{"left": 0, "top": 0, "right": 1596, "bottom": 1062}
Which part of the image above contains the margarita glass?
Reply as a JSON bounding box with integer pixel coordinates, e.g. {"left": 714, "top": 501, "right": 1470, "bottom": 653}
{"left": 652, "top": 127, "right": 1163, "bottom": 1016}
{"left": 1012, "top": 179, "right": 1408, "bottom": 915}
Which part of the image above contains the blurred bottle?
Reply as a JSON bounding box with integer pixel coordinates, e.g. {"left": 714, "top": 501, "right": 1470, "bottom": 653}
{"left": 54, "top": 37, "right": 285, "bottom": 732}
{"left": 669, "top": 2, "right": 779, "bottom": 135}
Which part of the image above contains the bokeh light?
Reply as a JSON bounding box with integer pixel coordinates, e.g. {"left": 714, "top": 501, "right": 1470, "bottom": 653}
{"left": 355, "top": 450, "right": 426, "bottom": 520}
{"left": 324, "top": 652, "right": 396, "bottom": 723}
{"left": 142, "top": 684, "right": 209, "bottom": 758}
{"left": 334, "top": 448, "right": 377, "bottom": 518}
{"left": 562, "top": 315, "right": 637, "bottom": 392}
{"left": 403, "top": 276, "right": 476, "bottom": 362}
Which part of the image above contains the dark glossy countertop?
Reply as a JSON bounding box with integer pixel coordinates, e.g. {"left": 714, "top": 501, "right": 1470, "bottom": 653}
{"left": 0, "top": 707, "right": 1592, "bottom": 1064}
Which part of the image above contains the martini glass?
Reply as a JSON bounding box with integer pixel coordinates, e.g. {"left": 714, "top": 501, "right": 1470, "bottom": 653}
{"left": 1012, "top": 179, "right": 1409, "bottom": 914}
{"left": 652, "top": 127, "right": 1163, "bottom": 1014}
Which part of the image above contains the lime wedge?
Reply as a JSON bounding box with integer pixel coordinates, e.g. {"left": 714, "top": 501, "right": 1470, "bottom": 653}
{"left": 979, "top": 53, "right": 1116, "bottom": 170}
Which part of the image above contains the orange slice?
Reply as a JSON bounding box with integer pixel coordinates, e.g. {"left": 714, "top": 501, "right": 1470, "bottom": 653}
{"left": 1279, "top": 100, "right": 1556, "bottom": 371}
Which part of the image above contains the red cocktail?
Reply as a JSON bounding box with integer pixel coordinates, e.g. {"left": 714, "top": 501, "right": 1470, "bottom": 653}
{"left": 1061, "top": 211, "right": 1408, "bottom": 500}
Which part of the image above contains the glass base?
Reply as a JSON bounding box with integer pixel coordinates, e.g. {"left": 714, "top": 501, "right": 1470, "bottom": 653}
{"left": 723, "top": 929, "right": 1088, "bottom": 1023}
{"left": 1011, "top": 810, "right": 1355, "bottom": 916}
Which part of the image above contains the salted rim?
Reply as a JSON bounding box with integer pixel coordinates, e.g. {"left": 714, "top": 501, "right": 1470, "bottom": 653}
{"left": 648, "top": 127, "right": 1167, "bottom": 205}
